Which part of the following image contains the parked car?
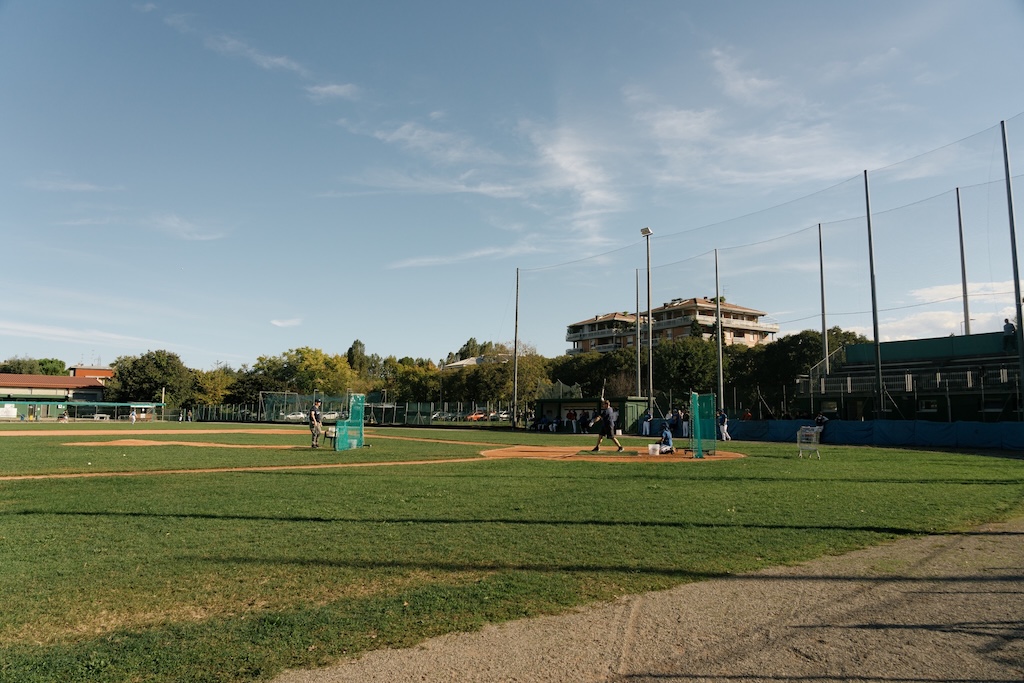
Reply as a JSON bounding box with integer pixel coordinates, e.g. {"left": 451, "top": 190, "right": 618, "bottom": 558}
{"left": 493, "top": 410, "right": 510, "bottom": 421}
{"left": 321, "top": 411, "right": 340, "bottom": 422}
{"left": 283, "top": 411, "right": 308, "bottom": 422}
{"left": 465, "top": 410, "right": 488, "bottom": 421}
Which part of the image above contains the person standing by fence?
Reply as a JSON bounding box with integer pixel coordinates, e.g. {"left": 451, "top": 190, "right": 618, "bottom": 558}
{"left": 309, "top": 399, "right": 323, "bottom": 449}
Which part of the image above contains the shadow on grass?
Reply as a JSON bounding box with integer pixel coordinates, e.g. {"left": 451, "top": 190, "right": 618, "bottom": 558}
{"left": 10, "top": 508, "right": 1024, "bottom": 537}
{"left": 195, "top": 555, "right": 1024, "bottom": 586}
{"left": 234, "top": 466, "right": 1024, "bottom": 488}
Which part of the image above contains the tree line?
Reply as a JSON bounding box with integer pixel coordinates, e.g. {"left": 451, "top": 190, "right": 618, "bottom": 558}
{"left": 2, "top": 327, "right": 866, "bottom": 416}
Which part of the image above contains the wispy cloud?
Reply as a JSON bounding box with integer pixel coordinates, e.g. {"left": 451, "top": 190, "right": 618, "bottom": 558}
{"left": 821, "top": 47, "right": 904, "bottom": 83}
{"left": 306, "top": 83, "right": 359, "bottom": 101}
{"left": 53, "top": 217, "right": 115, "bottom": 227}
{"left": 204, "top": 34, "right": 309, "bottom": 77}
{"left": 26, "top": 177, "right": 124, "bottom": 192}
{"left": 270, "top": 318, "right": 302, "bottom": 327}
{"left": 910, "top": 281, "right": 1016, "bottom": 302}
{"left": 628, "top": 92, "right": 885, "bottom": 191}
{"left": 163, "top": 13, "right": 195, "bottom": 33}
{"left": 526, "top": 124, "right": 625, "bottom": 224}
{"left": 150, "top": 214, "right": 225, "bottom": 241}
{"left": 0, "top": 320, "right": 170, "bottom": 348}
{"left": 709, "top": 48, "right": 786, "bottom": 107}
{"left": 369, "top": 121, "right": 504, "bottom": 165}
{"left": 388, "top": 241, "right": 542, "bottom": 269}
{"left": 333, "top": 169, "right": 525, "bottom": 200}
{"left": 162, "top": 13, "right": 310, "bottom": 78}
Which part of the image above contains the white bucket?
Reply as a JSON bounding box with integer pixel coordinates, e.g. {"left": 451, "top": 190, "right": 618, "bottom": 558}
{"left": 648, "top": 443, "right": 660, "bottom": 455}
{"left": 349, "top": 439, "right": 358, "bottom": 450}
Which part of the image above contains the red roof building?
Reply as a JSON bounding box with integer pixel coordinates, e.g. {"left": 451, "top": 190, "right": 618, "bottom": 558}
{"left": 0, "top": 373, "right": 106, "bottom": 401}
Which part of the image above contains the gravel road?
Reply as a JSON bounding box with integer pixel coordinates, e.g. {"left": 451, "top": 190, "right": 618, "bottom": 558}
{"left": 275, "top": 516, "right": 1024, "bottom": 683}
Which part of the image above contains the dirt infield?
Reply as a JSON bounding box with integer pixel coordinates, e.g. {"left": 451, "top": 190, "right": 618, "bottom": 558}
{"left": 480, "top": 444, "right": 745, "bottom": 462}
{"left": 62, "top": 437, "right": 745, "bottom": 463}
{"left": 0, "top": 431, "right": 744, "bottom": 482}
{"left": 0, "top": 428, "right": 304, "bottom": 437}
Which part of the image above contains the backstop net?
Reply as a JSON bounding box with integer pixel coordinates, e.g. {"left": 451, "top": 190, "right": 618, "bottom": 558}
{"left": 335, "top": 394, "right": 366, "bottom": 451}
{"left": 690, "top": 392, "right": 717, "bottom": 458}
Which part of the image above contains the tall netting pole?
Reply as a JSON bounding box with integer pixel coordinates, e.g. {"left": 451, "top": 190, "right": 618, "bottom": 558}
{"left": 1001, "top": 121, "right": 1024, "bottom": 415}
{"left": 513, "top": 267, "right": 520, "bottom": 430}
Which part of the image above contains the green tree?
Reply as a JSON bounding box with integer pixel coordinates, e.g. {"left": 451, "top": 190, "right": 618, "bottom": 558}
{"left": 280, "top": 347, "right": 353, "bottom": 395}
{"left": 106, "top": 350, "right": 195, "bottom": 411}
{"left": 38, "top": 358, "right": 67, "bottom": 375}
{"left": 247, "top": 348, "right": 353, "bottom": 396}
{"left": 346, "top": 339, "right": 371, "bottom": 377}
{"left": 739, "top": 327, "right": 868, "bottom": 415}
{"left": 224, "top": 364, "right": 280, "bottom": 404}
{"left": 393, "top": 362, "right": 438, "bottom": 402}
{"left": 467, "top": 362, "right": 510, "bottom": 403}
{"left": 653, "top": 337, "right": 719, "bottom": 406}
{"left": 0, "top": 356, "right": 42, "bottom": 374}
{"left": 194, "top": 364, "right": 238, "bottom": 405}
{"left": 454, "top": 338, "right": 507, "bottom": 361}
{"left": 0, "top": 356, "right": 67, "bottom": 375}
{"left": 724, "top": 343, "right": 765, "bottom": 415}
{"left": 827, "top": 326, "right": 870, "bottom": 353}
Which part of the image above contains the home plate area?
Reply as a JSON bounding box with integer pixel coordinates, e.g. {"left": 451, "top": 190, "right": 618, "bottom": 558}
{"left": 59, "top": 432, "right": 747, "bottom": 465}
{"left": 480, "top": 444, "right": 746, "bottom": 462}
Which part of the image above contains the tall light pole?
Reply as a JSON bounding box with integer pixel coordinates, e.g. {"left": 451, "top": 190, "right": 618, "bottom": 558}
{"left": 641, "top": 227, "right": 654, "bottom": 417}
{"left": 635, "top": 268, "right": 641, "bottom": 397}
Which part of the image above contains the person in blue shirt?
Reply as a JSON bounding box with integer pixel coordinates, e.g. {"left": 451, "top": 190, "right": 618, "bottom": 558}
{"left": 717, "top": 409, "right": 732, "bottom": 441}
{"left": 658, "top": 421, "right": 675, "bottom": 454}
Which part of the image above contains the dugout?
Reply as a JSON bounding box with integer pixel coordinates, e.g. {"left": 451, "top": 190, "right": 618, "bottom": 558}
{"left": 0, "top": 401, "right": 163, "bottom": 422}
{"left": 530, "top": 396, "right": 649, "bottom": 433}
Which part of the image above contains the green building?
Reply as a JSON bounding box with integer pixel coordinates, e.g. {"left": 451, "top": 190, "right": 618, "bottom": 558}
{"left": 795, "top": 331, "right": 1020, "bottom": 422}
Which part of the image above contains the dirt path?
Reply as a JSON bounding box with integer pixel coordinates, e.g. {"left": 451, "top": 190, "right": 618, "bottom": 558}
{"left": 275, "top": 516, "right": 1024, "bottom": 683}
{"left": 0, "top": 432, "right": 744, "bottom": 481}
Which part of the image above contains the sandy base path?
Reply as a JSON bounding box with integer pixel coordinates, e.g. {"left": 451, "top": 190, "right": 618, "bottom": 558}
{"left": 275, "top": 516, "right": 1024, "bottom": 683}
{"left": 0, "top": 430, "right": 745, "bottom": 481}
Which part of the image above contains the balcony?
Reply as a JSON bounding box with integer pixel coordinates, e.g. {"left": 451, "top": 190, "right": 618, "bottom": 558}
{"left": 566, "top": 327, "right": 634, "bottom": 342}
{"left": 651, "top": 313, "right": 778, "bottom": 334}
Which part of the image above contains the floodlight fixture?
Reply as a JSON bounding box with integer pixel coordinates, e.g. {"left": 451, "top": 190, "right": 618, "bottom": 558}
{"left": 640, "top": 226, "right": 653, "bottom": 236}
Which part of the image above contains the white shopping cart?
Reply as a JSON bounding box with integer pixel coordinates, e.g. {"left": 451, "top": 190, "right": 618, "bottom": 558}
{"left": 797, "top": 426, "right": 823, "bottom": 459}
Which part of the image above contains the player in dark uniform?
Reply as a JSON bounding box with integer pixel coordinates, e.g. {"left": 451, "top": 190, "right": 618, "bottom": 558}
{"left": 309, "top": 399, "right": 323, "bottom": 448}
{"left": 590, "top": 399, "right": 624, "bottom": 453}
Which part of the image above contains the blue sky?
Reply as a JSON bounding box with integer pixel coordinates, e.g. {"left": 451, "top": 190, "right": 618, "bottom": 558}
{"left": 2, "top": 1, "right": 1024, "bottom": 371}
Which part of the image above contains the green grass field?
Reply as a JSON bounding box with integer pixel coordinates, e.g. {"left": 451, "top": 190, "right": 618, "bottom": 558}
{"left": 1, "top": 423, "right": 1023, "bottom": 682}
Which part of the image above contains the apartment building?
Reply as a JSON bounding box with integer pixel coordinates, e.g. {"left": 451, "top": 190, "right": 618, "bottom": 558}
{"left": 566, "top": 297, "right": 778, "bottom": 355}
